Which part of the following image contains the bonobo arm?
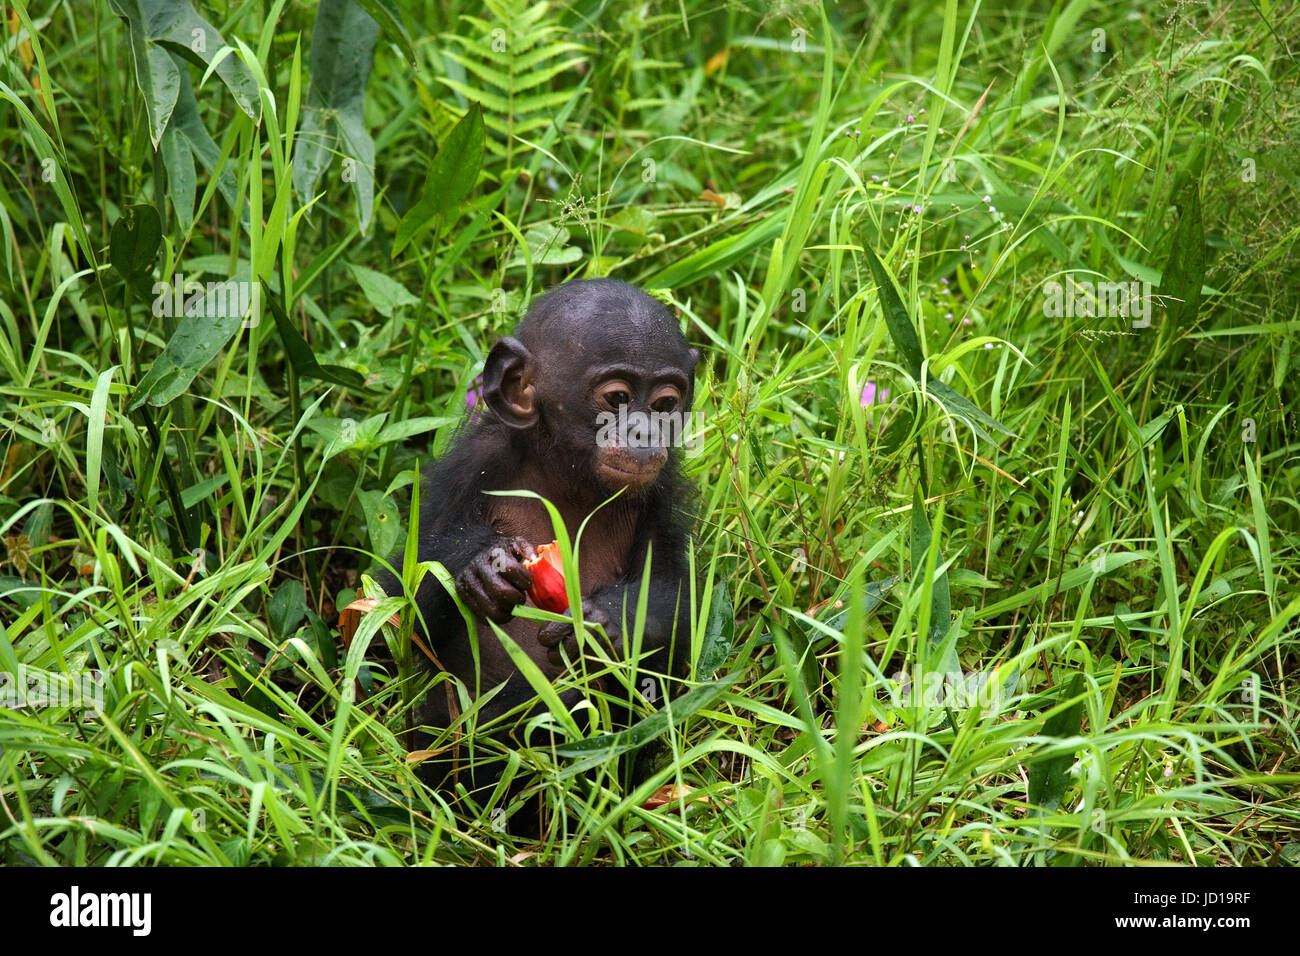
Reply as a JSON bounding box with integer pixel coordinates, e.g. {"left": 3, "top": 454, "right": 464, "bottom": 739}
{"left": 375, "top": 423, "right": 532, "bottom": 648}
{"left": 398, "top": 522, "right": 534, "bottom": 645}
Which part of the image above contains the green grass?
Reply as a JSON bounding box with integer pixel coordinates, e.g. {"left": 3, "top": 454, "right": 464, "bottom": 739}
{"left": 1, "top": 0, "right": 1298, "bottom": 866}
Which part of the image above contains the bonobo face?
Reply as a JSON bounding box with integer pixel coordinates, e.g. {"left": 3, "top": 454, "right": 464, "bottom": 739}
{"left": 583, "top": 355, "right": 693, "bottom": 493}
{"left": 481, "top": 279, "right": 698, "bottom": 499}
{"left": 535, "top": 286, "right": 697, "bottom": 495}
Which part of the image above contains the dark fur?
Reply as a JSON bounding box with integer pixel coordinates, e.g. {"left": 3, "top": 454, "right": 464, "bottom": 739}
{"left": 379, "top": 279, "right": 698, "bottom": 807}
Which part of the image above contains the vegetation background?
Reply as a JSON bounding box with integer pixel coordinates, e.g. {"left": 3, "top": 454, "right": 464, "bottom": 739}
{"left": 1, "top": 0, "right": 1297, "bottom": 866}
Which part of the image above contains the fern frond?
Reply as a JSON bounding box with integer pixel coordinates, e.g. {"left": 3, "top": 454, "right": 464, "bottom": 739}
{"left": 435, "top": 0, "right": 589, "bottom": 167}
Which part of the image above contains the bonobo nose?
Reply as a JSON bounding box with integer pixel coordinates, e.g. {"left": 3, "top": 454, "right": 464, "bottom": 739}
{"left": 630, "top": 444, "right": 668, "bottom": 469}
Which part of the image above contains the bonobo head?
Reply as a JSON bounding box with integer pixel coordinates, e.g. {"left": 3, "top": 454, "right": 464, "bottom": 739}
{"left": 481, "top": 279, "right": 699, "bottom": 498}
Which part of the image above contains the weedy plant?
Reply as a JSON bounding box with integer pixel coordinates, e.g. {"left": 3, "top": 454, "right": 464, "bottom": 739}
{"left": 1, "top": 0, "right": 1297, "bottom": 866}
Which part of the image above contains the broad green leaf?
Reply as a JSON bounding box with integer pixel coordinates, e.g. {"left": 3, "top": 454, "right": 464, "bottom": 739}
{"left": 695, "top": 577, "right": 735, "bottom": 679}
{"left": 607, "top": 205, "right": 658, "bottom": 246}
{"left": 127, "top": 303, "right": 244, "bottom": 410}
{"left": 161, "top": 59, "right": 241, "bottom": 227}
{"left": 392, "top": 103, "right": 485, "bottom": 256}
{"left": 146, "top": 5, "right": 259, "bottom": 118}
{"left": 305, "top": 609, "right": 339, "bottom": 669}
{"left": 862, "top": 243, "right": 924, "bottom": 378}
{"left": 507, "top": 223, "right": 582, "bottom": 269}
{"left": 1026, "top": 673, "right": 1085, "bottom": 812}
{"left": 108, "top": 0, "right": 260, "bottom": 148}
{"left": 262, "top": 281, "right": 367, "bottom": 390}
{"left": 293, "top": 102, "right": 333, "bottom": 206}
{"left": 928, "top": 378, "right": 1016, "bottom": 441}
{"left": 350, "top": 0, "right": 416, "bottom": 65}
{"left": 269, "top": 579, "right": 308, "bottom": 639}
{"left": 1159, "top": 180, "right": 1204, "bottom": 334}
{"left": 179, "top": 474, "right": 228, "bottom": 508}
{"left": 159, "top": 123, "right": 196, "bottom": 230}
{"left": 911, "top": 487, "right": 951, "bottom": 647}
{"left": 346, "top": 263, "right": 419, "bottom": 318}
{"left": 373, "top": 417, "right": 458, "bottom": 445}
{"left": 335, "top": 107, "right": 376, "bottom": 234}
{"left": 110, "top": 0, "right": 180, "bottom": 147}
{"left": 293, "top": 0, "right": 379, "bottom": 233}
{"left": 109, "top": 204, "right": 162, "bottom": 289}
{"left": 356, "top": 489, "right": 401, "bottom": 561}
{"left": 21, "top": 501, "right": 52, "bottom": 547}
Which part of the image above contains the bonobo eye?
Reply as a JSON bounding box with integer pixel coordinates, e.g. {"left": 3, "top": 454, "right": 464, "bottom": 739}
{"left": 597, "top": 381, "right": 633, "bottom": 409}
{"left": 650, "top": 386, "right": 682, "bottom": 414}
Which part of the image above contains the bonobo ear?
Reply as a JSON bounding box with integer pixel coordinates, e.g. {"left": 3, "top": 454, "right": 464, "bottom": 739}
{"left": 482, "top": 336, "right": 538, "bottom": 429}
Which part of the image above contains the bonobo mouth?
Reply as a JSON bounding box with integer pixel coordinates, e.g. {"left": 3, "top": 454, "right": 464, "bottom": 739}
{"left": 596, "top": 460, "right": 662, "bottom": 490}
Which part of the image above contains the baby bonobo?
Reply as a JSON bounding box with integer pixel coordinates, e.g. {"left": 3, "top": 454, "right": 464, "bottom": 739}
{"left": 382, "top": 279, "right": 699, "bottom": 803}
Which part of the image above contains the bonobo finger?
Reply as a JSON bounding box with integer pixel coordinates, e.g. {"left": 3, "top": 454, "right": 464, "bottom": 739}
{"left": 537, "top": 621, "right": 579, "bottom": 667}
{"left": 537, "top": 605, "right": 616, "bottom": 666}
{"left": 582, "top": 604, "right": 612, "bottom": 631}
{"left": 453, "top": 562, "right": 479, "bottom": 601}
{"left": 457, "top": 563, "right": 519, "bottom": 622}
{"left": 456, "top": 565, "right": 498, "bottom": 621}
{"left": 486, "top": 541, "right": 534, "bottom": 591}
{"left": 536, "top": 619, "right": 566, "bottom": 649}
{"left": 480, "top": 578, "right": 528, "bottom": 622}
{"left": 504, "top": 536, "right": 534, "bottom": 561}
{"left": 546, "top": 640, "right": 577, "bottom": 669}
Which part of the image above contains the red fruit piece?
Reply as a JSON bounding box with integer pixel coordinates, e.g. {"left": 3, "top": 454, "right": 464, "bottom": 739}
{"left": 524, "top": 541, "right": 569, "bottom": 613}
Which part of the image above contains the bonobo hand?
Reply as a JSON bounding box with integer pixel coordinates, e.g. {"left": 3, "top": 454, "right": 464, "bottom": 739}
{"left": 537, "top": 599, "right": 616, "bottom": 668}
{"left": 455, "top": 536, "right": 534, "bottom": 623}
